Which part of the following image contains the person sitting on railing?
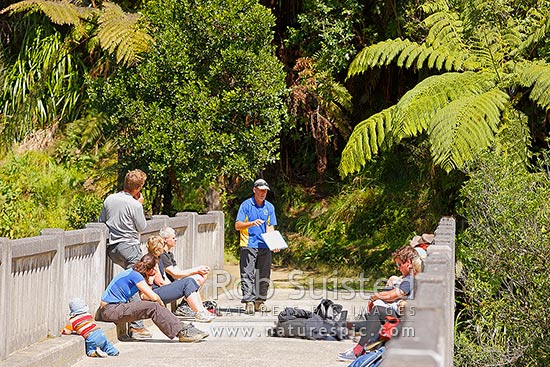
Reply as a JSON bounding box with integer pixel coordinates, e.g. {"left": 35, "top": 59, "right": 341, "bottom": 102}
{"left": 409, "top": 233, "right": 434, "bottom": 258}
{"left": 99, "top": 168, "right": 150, "bottom": 340}
{"left": 337, "top": 246, "right": 423, "bottom": 362}
{"left": 98, "top": 253, "right": 209, "bottom": 343}
{"left": 146, "top": 236, "right": 215, "bottom": 323}
{"left": 158, "top": 226, "right": 210, "bottom": 286}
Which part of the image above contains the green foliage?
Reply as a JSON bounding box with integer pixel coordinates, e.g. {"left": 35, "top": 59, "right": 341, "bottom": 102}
{"left": 455, "top": 152, "right": 550, "bottom": 366}
{"left": 286, "top": 0, "right": 363, "bottom": 74}
{"left": 341, "top": 0, "right": 550, "bottom": 175}
{"left": 95, "top": 1, "right": 154, "bottom": 65}
{"left": 0, "top": 151, "right": 101, "bottom": 238}
{"left": 89, "top": 0, "right": 288, "bottom": 211}
{"left": 67, "top": 194, "right": 103, "bottom": 229}
{"left": 283, "top": 0, "right": 361, "bottom": 176}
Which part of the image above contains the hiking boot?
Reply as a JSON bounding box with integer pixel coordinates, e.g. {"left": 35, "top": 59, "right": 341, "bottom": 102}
{"left": 244, "top": 301, "right": 255, "bottom": 315}
{"left": 254, "top": 300, "right": 271, "bottom": 312}
{"left": 89, "top": 347, "right": 108, "bottom": 358}
{"left": 337, "top": 348, "right": 357, "bottom": 362}
{"left": 194, "top": 310, "right": 216, "bottom": 323}
{"left": 174, "top": 304, "right": 195, "bottom": 320}
{"left": 129, "top": 327, "right": 153, "bottom": 339}
{"left": 177, "top": 324, "right": 209, "bottom": 342}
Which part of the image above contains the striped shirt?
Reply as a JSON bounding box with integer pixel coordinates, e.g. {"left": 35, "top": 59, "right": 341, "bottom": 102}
{"left": 62, "top": 313, "right": 98, "bottom": 339}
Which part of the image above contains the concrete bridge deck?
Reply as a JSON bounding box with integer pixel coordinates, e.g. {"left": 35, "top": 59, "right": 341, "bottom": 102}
{"left": 71, "top": 287, "right": 364, "bottom": 367}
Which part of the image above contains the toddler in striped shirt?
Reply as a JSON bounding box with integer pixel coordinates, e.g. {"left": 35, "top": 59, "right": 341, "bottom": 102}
{"left": 62, "top": 298, "right": 119, "bottom": 357}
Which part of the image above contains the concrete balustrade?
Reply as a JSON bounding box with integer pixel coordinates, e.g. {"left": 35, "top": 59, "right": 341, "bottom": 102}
{"left": 0, "top": 211, "right": 224, "bottom": 361}
{"left": 382, "top": 216, "right": 456, "bottom": 367}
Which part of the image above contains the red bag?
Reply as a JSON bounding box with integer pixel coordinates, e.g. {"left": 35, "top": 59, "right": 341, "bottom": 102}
{"left": 379, "top": 316, "right": 400, "bottom": 340}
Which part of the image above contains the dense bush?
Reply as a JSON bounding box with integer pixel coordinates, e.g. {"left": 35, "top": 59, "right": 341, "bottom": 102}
{"left": 455, "top": 152, "right": 550, "bottom": 366}
{"left": 0, "top": 151, "right": 101, "bottom": 239}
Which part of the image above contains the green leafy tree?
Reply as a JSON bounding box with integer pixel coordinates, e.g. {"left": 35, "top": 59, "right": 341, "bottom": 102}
{"left": 339, "top": 0, "right": 550, "bottom": 175}
{"left": 89, "top": 0, "right": 288, "bottom": 212}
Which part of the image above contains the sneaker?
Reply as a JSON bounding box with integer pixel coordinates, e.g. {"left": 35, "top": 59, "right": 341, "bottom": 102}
{"left": 174, "top": 305, "right": 195, "bottom": 319}
{"left": 129, "top": 327, "right": 153, "bottom": 339}
{"left": 337, "top": 348, "right": 357, "bottom": 362}
{"left": 244, "top": 301, "right": 255, "bottom": 315}
{"left": 177, "top": 324, "right": 209, "bottom": 342}
{"left": 194, "top": 310, "right": 216, "bottom": 323}
{"left": 254, "top": 300, "right": 272, "bottom": 312}
{"left": 89, "top": 347, "right": 108, "bottom": 358}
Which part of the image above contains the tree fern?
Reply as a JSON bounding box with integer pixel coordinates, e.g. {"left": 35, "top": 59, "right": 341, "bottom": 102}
{"left": 1, "top": 0, "right": 153, "bottom": 67}
{"left": 339, "top": 106, "right": 395, "bottom": 176}
{"left": 96, "top": 2, "right": 154, "bottom": 65}
{"left": 423, "top": 10, "right": 464, "bottom": 51}
{"left": 348, "top": 38, "right": 477, "bottom": 79}
{"left": 340, "top": 0, "right": 550, "bottom": 176}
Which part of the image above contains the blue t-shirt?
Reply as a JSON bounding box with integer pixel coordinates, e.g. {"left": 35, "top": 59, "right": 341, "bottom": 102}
{"left": 236, "top": 197, "right": 277, "bottom": 249}
{"left": 101, "top": 269, "right": 144, "bottom": 303}
{"left": 399, "top": 273, "right": 414, "bottom": 298}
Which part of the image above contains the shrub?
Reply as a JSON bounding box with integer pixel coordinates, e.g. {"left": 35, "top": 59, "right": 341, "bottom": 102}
{"left": 455, "top": 152, "right": 550, "bottom": 366}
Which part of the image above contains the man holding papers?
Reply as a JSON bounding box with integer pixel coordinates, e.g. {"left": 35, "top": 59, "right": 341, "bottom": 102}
{"left": 235, "top": 178, "right": 278, "bottom": 315}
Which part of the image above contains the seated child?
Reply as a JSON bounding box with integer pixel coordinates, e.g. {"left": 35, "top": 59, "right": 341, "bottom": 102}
{"left": 62, "top": 298, "right": 119, "bottom": 357}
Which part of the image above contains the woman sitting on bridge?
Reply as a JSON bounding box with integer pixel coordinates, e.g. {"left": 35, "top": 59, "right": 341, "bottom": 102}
{"left": 98, "top": 253, "right": 209, "bottom": 343}
{"left": 146, "top": 236, "right": 215, "bottom": 323}
{"left": 338, "top": 246, "right": 423, "bottom": 362}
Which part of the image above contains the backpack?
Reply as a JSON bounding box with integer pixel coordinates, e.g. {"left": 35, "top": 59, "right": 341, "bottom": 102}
{"left": 314, "top": 298, "right": 344, "bottom": 322}
{"left": 271, "top": 299, "right": 349, "bottom": 341}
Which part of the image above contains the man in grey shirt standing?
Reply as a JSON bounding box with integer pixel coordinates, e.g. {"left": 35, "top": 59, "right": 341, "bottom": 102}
{"left": 99, "top": 169, "right": 150, "bottom": 339}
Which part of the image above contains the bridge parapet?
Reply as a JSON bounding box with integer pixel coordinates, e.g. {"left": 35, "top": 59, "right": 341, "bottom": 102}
{"left": 0, "top": 211, "right": 224, "bottom": 361}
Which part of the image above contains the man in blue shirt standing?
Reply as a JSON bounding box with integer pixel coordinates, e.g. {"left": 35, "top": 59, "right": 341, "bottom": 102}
{"left": 235, "top": 178, "right": 278, "bottom": 315}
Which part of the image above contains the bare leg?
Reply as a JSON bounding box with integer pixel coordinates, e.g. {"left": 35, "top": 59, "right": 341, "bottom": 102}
{"left": 185, "top": 292, "right": 207, "bottom": 313}
{"left": 191, "top": 274, "right": 207, "bottom": 287}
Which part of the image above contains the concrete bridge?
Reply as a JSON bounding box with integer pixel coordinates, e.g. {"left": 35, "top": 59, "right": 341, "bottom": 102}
{"left": 0, "top": 213, "right": 455, "bottom": 367}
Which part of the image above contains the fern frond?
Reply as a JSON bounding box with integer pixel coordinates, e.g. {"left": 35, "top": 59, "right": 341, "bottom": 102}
{"left": 424, "top": 10, "right": 465, "bottom": 51}
{"left": 429, "top": 88, "right": 509, "bottom": 171}
{"left": 516, "top": 62, "right": 550, "bottom": 110}
{"left": 0, "top": 0, "right": 87, "bottom": 25}
{"left": 394, "top": 71, "right": 498, "bottom": 139}
{"left": 96, "top": 2, "right": 154, "bottom": 66}
{"left": 347, "top": 39, "right": 413, "bottom": 78}
{"left": 493, "top": 107, "right": 530, "bottom": 164}
{"left": 339, "top": 106, "right": 396, "bottom": 176}
{"left": 420, "top": 0, "right": 449, "bottom": 15}
{"left": 349, "top": 38, "right": 474, "bottom": 78}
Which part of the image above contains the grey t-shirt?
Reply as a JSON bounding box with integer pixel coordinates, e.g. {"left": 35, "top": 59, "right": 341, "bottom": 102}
{"left": 99, "top": 191, "right": 146, "bottom": 246}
